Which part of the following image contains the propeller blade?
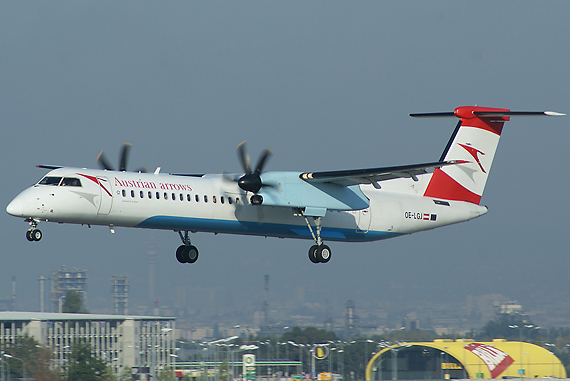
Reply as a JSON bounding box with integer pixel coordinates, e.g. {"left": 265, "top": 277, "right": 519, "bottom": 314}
{"left": 254, "top": 148, "right": 273, "bottom": 175}
{"left": 97, "top": 143, "right": 147, "bottom": 173}
{"left": 119, "top": 142, "right": 132, "bottom": 172}
{"left": 237, "top": 141, "right": 252, "bottom": 175}
{"left": 97, "top": 151, "right": 115, "bottom": 171}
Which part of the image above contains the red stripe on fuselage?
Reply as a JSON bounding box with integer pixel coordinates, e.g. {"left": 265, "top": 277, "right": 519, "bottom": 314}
{"left": 77, "top": 173, "right": 113, "bottom": 197}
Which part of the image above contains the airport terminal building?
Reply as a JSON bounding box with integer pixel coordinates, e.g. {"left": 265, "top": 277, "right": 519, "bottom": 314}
{"left": 365, "top": 339, "right": 566, "bottom": 380}
{"left": 0, "top": 311, "right": 175, "bottom": 378}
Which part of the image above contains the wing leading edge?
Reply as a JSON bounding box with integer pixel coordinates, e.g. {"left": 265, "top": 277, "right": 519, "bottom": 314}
{"left": 299, "top": 160, "right": 464, "bottom": 188}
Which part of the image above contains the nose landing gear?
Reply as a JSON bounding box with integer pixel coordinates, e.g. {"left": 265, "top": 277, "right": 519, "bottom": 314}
{"left": 25, "top": 219, "right": 42, "bottom": 242}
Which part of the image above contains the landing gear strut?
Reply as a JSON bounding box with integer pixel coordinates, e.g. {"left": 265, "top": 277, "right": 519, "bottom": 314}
{"left": 303, "top": 215, "right": 331, "bottom": 264}
{"left": 176, "top": 231, "right": 199, "bottom": 264}
{"left": 25, "top": 219, "right": 42, "bottom": 242}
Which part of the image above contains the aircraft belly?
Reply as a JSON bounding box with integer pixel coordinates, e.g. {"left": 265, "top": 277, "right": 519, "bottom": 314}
{"left": 135, "top": 204, "right": 401, "bottom": 242}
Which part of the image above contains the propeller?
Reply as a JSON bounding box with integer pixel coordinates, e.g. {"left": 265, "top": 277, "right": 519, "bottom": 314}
{"left": 97, "top": 142, "right": 148, "bottom": 173}
{"left": 236, "top": 141, "right": 273, "bottom": 194}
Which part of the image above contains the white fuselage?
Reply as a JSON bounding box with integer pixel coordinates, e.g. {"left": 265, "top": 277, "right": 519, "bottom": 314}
{"left": 6, "top": 167, "right": 487, "bottom": 242}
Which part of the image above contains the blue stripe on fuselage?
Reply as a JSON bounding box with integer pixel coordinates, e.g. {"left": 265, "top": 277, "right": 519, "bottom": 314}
{"left": 136, "top": 215, "right": 402, "bottom": 242}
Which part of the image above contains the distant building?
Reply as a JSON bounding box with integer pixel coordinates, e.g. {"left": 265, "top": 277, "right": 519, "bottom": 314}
{"left": 51, "top": 266, "right": 88, "bottom": 312}
{"left": 345, "top": 299, "right": 359, "bottom": 337}
{"left": 111, "top": 276, "right": 129, "bottom": 315}
{"left": 0, "top": 311, "right": 175, "bottom": 379}
{"left": 0, "top": 277, "right": 16, "bottom": 312}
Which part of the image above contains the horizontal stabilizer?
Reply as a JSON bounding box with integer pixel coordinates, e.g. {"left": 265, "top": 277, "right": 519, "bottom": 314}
{"left": 411, "top": 110, "right": 565, "bottom": 118}
{"left": 37, "top": 165, "right": 62, "bottom": 170}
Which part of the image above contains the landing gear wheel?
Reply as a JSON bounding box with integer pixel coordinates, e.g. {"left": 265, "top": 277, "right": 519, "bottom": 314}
{"left": 176, "top": 231, "right": 199, "bottom": 264}
{"left": 308, "top": 245, "right": 319, "bottom": 263}
{"left": 186, "top": 245, "right": 199, "bottom": 263}
{"left": 176, "top": 245, "right": 199, "bottom": 264}
{"left": 27, "top": 229, "right": 42, "bottom": 242}
{"left": 176, "top": 245, "right": 187, "bottom": 263}
{"left": 317, "top": 245, "right": 331, "bottom": 263}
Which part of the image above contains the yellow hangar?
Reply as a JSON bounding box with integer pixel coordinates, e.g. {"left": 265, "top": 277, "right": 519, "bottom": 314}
{"left": 365, "top": 339, "right": 566, "bottom": 380}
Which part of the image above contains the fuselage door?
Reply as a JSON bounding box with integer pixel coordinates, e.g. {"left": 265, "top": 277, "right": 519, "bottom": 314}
{"left": 96, "top": 176, "right": 113, "bottom": 215}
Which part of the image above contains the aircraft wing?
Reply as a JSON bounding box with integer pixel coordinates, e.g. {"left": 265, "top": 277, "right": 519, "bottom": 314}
{"left": 299, "top": 160, "right": 464, "bottom": 188}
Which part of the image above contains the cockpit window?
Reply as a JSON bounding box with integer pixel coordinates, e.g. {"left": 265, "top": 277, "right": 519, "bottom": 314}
{"left": 61, "top": 177, "right": 82, "bottom": 187}
{"left": 38, "top": 176, "right": 62, "bottom": 186}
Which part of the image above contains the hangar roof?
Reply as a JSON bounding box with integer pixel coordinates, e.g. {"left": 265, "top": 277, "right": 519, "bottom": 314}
{"left": 365, "top": 339, "right": 565, "bottom": 380}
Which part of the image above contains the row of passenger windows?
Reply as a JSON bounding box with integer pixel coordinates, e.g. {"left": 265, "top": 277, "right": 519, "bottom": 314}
{"left": 120, "top": 189, "right": 241, "bottom": 205}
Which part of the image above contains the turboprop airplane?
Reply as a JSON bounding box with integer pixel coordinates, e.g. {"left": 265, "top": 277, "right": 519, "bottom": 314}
{"left": 6, "top": 106, "right": 564, "bottom": 264}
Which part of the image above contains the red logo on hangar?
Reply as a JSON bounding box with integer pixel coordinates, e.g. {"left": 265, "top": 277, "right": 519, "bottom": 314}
{"left": 464, "top": 343, "right": 514, "bottom": 378}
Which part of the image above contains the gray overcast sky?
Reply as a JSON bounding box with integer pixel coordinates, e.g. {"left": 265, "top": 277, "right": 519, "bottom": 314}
{"left": 1, "top": 1, "right": 569, "bottom": 324}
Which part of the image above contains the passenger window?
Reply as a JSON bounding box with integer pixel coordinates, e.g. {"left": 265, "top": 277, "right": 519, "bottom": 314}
{"left": 220, "top": 196, "right": 225, "bottom": 204}
{"left": 172, "top": 193, "right": 175, "bottom": 201}
{"left": 38, "top": 176, "right": 62, "bottom": 186}
{"left": 148, "top": 191, "right": 153, "bottom": 199}
{"left": 179, "top": 194, "right": 183, "bottom": 201}
{"left": 213, "top": 196, "right": 217, "bottom": 203}
{"left": 195, "top": 195, "right": 199, "bottom": 202}
{"left": 131, "top": 190, "right": 135, "bottom": 198}
{"left": 61, "top": 178, "right": 82, "bottom": 187}
{"left": 163, "top": 192, "right": 167, "bottom": 200}
{"left": 236, "top": 197, "right": 240, "bottom": 205}
{"left": 156, "top": 192, "right": 160, "bottom": 199}
{"left": 204, "top": 195, "right": 208, "bottom": 203}
{"left": 187, "top": 194, "right": 191, "bottom": 202}
{"left": 228, "top": 197, "right": 233, "bottom": 205}
{"left": 140, "top": 191, "right": 144, "bottom": 198}
{"left": 122, "top": 190, "right": 126, "bottom": 197}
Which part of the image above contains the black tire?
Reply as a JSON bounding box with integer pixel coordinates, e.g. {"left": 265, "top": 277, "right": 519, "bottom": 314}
{"left": 308, "top": 245, "right": 319, "bottom": 263}
{"left": 176, "top": 245, "right": 187, "bottom": 263}
{"left": 26, "top": 231, "right": 34, "bottom": 242}
{"left": 187, "top": 245, "right": 199, "bottom": 263}
{"left": 318, "top": 245, "right": 331, "bottom": 263}
{"left": 32, "top": 229, "right": 42, "bottom": 241}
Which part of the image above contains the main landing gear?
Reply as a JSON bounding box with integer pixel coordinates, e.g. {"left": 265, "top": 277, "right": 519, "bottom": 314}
{"left": 25, "top": 219, "right": 42, "bottom": 242}
{"left": 303, "top": 215, "right": 332, "bottom": 264}
{"left": 176, "top": 231, "right": 199, "bottom": 264}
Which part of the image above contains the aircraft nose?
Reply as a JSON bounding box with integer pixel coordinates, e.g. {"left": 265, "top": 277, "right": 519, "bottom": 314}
{"left": 6, "top": 198, "right": 24, "bottom": 217}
